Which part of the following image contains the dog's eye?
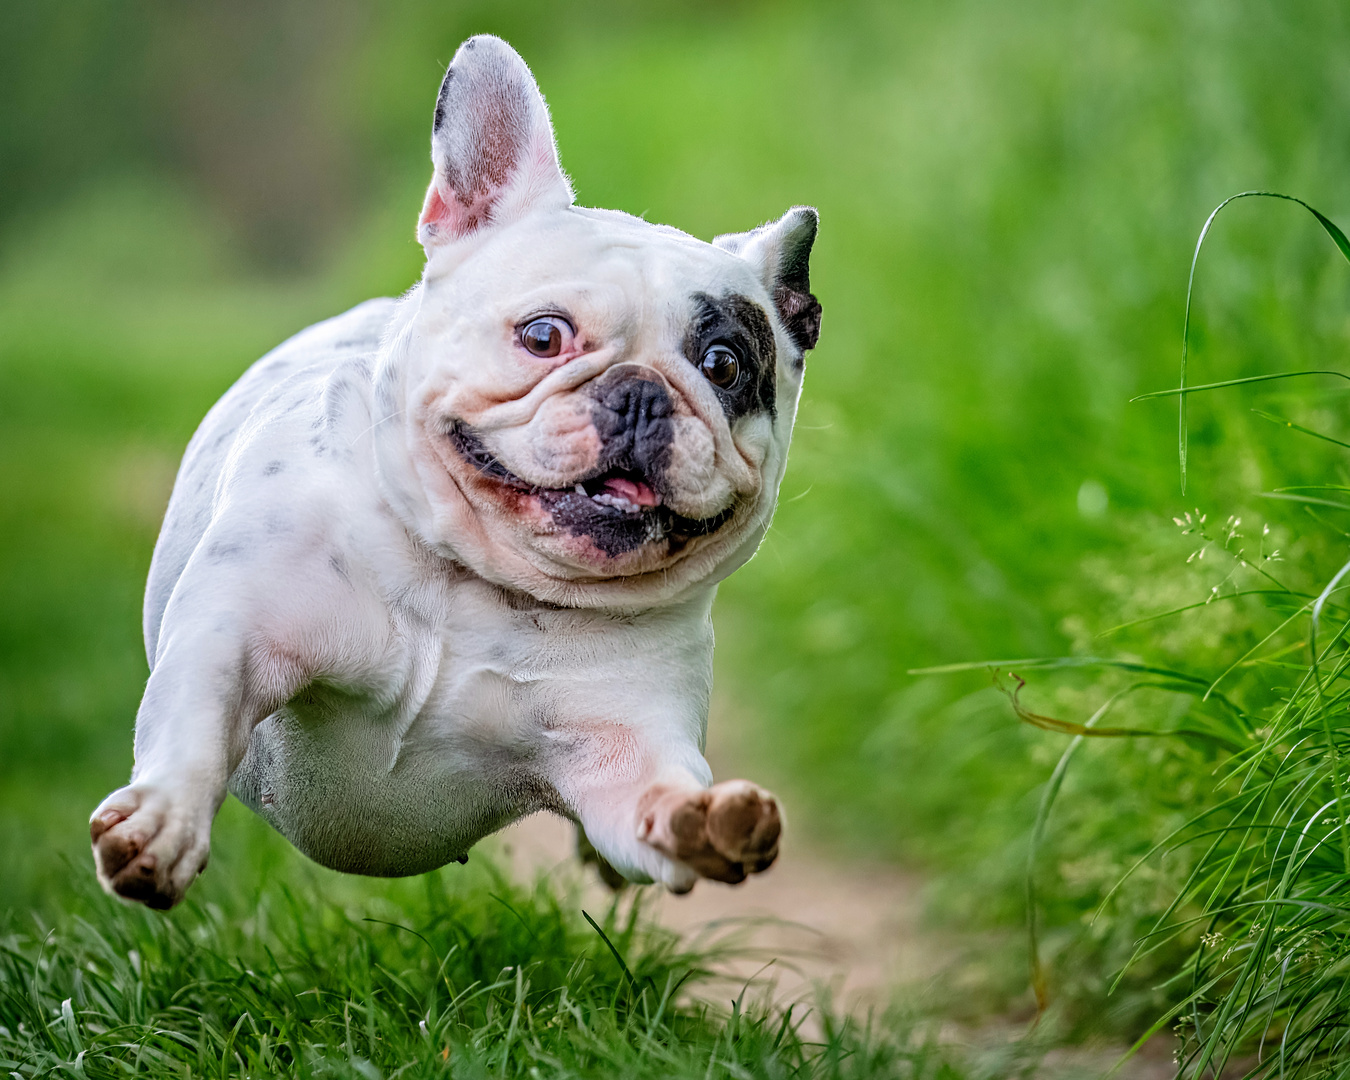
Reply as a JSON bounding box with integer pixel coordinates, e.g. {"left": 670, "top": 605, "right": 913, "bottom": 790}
{"left": 519, "top": 316, "right": 573, "bottom": 358}
{"left": 699, "top": 344, "right": 740, "bottom": 389}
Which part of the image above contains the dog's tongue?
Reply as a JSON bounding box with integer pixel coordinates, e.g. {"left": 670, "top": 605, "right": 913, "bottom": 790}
{"left": 603, "top": 477, "right": 660, "bottom": 507}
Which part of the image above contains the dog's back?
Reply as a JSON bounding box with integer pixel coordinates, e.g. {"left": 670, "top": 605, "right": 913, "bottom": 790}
{"left": 143, "top": 298, "right": 397, "bottom": 665}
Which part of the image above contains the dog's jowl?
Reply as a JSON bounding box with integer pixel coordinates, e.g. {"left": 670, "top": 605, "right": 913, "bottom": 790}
{"left": 89, "top": 35, "right": 822, "bottom": 909}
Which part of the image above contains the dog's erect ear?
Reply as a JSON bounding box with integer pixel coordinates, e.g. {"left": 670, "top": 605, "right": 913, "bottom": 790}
{"left": 714, "top": 207, "right": 822, "bottom": 354}
{"left": 417, "top": 36, "right": 573, "bottom": 247}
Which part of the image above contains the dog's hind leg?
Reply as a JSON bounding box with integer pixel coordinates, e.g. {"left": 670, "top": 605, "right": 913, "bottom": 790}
{"left": 575, "top": 824, "right": 627, "bottom": 890}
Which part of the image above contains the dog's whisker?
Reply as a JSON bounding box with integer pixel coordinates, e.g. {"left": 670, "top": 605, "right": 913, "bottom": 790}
{"left": 347, "top": 409, "right": 400, "bottom": 448}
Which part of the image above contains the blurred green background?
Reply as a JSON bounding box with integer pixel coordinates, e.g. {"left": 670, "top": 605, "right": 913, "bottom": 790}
{"left": 5, "top": 0, "right": 1350, "bottom": 1036}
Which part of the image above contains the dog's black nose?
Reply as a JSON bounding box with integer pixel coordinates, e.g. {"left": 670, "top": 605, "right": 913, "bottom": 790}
{"left": 591, "top": 372, "right": 674, "bottom": 479}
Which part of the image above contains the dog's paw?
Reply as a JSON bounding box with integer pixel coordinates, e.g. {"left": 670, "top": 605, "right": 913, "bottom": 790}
{"left": 637, "top": 780, "right": 781, "bottom": 889}
{"left": 90, "top": 785, "right": 211, "bottom": 910}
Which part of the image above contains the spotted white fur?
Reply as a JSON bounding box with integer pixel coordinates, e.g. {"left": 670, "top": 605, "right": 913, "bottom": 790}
{"left": 90, "top": 35, "right": 820, "bottom": 907}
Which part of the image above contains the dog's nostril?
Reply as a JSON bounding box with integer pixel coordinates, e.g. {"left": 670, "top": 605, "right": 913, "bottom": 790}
{"left": 640, "top": 384, "right": 673, "bottom": 419}
{"left": 600, "top": 377, "right": 671, "bottom": 421}
{"left": 593, "top": 376, "right": 675, "bottom": 458}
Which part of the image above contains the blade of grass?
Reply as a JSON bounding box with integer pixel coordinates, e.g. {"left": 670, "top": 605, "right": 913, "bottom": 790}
{"left": 1252, "top": 408, "right": 1350, "bottom": 451}
{"left": 1024, "top": 688, "right": 1126, "bottom": 1023}
{"left": 1170, "top": 190, "right": 1350, "bottom": 493}
{"left": 1131, "top": 369, "right": 1350, "bottom": 402}
{"left": 1096, "top": 589, "right": 1310, "bottom": 637}
{"left": 1261, "top": 492, "right": 1350, "bottom": 511}
{"left": 1309, "top": 558, "right": 1350, "bottom": 872}
{"left": 582, "top": 910, "right": 639, "bottom": 994}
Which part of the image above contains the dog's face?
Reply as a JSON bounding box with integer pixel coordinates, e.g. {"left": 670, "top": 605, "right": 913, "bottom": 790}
{"left": 380, "top": 37, "right": 821, "bottom": 608}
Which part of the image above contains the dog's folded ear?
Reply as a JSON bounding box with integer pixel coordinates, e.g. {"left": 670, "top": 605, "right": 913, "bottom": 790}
{"left": 418, "top": 36, "right": 574, "bottom": 248}
{"left": 714, "top": 207, "right": 823, "bottom": 355}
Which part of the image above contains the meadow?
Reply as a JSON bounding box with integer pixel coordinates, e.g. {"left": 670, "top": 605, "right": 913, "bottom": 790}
{"left": 5, "top": 0, "right": 1350, "bottom": 1074}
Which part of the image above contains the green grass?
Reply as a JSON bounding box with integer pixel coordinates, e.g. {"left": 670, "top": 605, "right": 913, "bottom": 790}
{"left": 921, "top": 192, "right": 1350, "bottom": 1074}
{"left": 7, "top": 0, "right": 1350, "bottom": 1074}
{"left": 0, "top": 811, "right": 958, "bottom": 1078}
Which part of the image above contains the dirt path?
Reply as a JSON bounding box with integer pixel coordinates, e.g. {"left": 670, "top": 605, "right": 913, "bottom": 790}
{"left": 491, "top": 812, "right": 1175, "bottom": 1078}
{"left": 489, "top": 803, "right": 1176, "bottom": 1080}
{"left": 475, "top": 697, "right": 1178, "bottom": 1078}
{"left": 493, "top": 811, "right": 941, "bottom": 1009}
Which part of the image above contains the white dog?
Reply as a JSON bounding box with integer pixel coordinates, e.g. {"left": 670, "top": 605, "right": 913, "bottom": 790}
{"left": 90, "top": 35, "right": 822, "bottom": 909}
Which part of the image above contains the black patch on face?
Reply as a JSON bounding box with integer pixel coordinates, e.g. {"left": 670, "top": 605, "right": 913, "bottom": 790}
{"left": 683, "top": 293, "right": 777, "bottom": 421}
{"left": 546, "top": 493, "right": 668, "bottom": 556}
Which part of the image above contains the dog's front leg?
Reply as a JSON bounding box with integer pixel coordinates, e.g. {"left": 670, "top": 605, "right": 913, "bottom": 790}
{"left": 552, "top": 733, "right": 781, "bottom": 893}
{"left": 88, "top": 538, "right": 350, "bottom": 908}
{"left": 89, "top": 608, "right": 293, "bottom": 908}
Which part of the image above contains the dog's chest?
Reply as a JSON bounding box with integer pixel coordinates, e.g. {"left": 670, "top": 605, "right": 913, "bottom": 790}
{"left": 227, "top": 571, "right": 663, "bottom": 877}
{"left": 391, "top": 579, "right": 594, "bottom": 760}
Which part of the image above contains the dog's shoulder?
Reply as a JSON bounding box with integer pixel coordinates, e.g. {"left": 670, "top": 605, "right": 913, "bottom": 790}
{"left": 262, "top": 297, "right": 398, "bottom": 370}
{"left": 183, "top": 298, "right": 397, "bottom": 484}
{"left": 144, "top": 300, "right": 403, "bottom": 659}
{"left": 221, "top": 297, "right": 398, "bottom": 422}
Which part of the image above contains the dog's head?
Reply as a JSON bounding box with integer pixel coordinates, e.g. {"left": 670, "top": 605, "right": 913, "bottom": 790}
{"left": 379, "top": 36, "right": 821, "bottom": 609}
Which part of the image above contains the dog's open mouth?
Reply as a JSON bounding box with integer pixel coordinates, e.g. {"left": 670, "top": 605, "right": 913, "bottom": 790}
{"left": 448, "top": 422, "right": 735, "bottom": 556}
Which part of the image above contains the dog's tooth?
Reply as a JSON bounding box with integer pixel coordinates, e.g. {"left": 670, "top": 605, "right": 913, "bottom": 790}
{"left": 575, "top": 484, "right": 586, "bottom": 495}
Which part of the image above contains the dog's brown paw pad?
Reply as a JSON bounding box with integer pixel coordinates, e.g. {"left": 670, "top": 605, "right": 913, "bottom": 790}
{"left": 90, "top": 786, "right": 209, "bottom": 911}
{"left": 706, "top": 781, "right": 780, "bottom": 872}
{"left": 639, "top": 780, "right": 781, "bottom": 886}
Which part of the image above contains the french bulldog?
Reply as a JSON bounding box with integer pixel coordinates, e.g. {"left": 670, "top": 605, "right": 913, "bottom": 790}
{"left": 89, "top": 34, "right": 822, "bottom": 909}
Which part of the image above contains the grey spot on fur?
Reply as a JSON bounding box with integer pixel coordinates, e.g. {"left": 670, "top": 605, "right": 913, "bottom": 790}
{"left": 206, "top": 540, "right": 246, "bottom": 562}
{"left": 328, "top": 553, "right": 352, "bottom": 586}
{"left": 263, "top": 460, "right": 285, "bottom": 476}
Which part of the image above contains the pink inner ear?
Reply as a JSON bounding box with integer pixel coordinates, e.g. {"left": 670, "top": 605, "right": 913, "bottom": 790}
{"left": 418, "top": 178, "right": 500, "bottom": 242}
